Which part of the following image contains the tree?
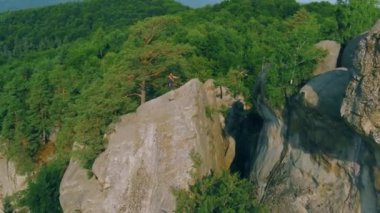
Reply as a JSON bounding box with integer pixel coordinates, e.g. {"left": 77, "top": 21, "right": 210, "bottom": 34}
{"left": 119, "top": 16, "right": 194, "bottom": 104}
{"left": 27, "top": 70, "right": 54, "bottom": 145}
{"left": 336, "top": 0, "right": 380, "bottom": 42}
{"left": 20, "top": 159, "right": 67, "bottom": 213}
{"left": 263, "top": 9, "right": 324, "bottom": 107}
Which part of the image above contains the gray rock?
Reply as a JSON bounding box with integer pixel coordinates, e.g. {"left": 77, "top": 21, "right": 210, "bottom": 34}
{"left": 60, "top": 79, "right": 236, "bottom": 213}
{"left": 341, "top": 33, "right": 367, "bottom": 72}
{"left": 300, "top": 69, "right": 352, "bottom": 119}
{"left": 341, "top": 20, "right": 380, "bottom": 144}
{"left": 59, "top": 160, "right": 104, "bottom": 213}
{"left": 313, "top": 40, "right": 341, "bottom": 76}
{"left": 251, "top": 75, "right": 363, "bottom": 212}
{"left": 249, "top": 20, "right": 380, "bottom": 212}
{"left": 0, "top": 155, "right": 26, "bottom": 212}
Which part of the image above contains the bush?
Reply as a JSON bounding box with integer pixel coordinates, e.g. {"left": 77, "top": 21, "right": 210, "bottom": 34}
{"left": 174, "top": 171, "right": 266, "bottom": 213}
{"left": 20, "top": 159, "right": 68, "bottom": 213}
{"left": 3, "top": 196, "right": 14, "bottom": 213}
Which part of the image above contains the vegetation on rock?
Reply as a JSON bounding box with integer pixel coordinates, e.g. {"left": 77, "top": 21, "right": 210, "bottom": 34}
{"left": 0, "top": 0, "right": 379, "bottom": 210}
{"left": 174, "top": 171, "right": 266, "bottom": 212}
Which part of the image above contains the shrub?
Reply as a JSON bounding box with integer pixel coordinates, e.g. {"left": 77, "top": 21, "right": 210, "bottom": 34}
{"left": 174, "top": 171, "right": 266, "bottom": 213}
{"left": 3, "top": 196, "right": 14, "bottom": 213}
{"left": 20, "top": 159, "right": 68, "bottom": 213}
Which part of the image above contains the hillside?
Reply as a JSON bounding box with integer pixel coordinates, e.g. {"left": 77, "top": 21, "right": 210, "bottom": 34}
{"left": 177, "top": 0, "right": 223, "bottom": 7}
{"left": 0, "top": 0, "right": 223, "bottom": 12}
{"left": 0, "top": 0, "right": 77, "bottom": 12}
{"left": 0, "top": 0, "right": 379, "bottom": 212}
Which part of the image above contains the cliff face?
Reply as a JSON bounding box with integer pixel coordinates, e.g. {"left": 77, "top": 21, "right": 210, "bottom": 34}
{"left": 58, "top": 21, "right": 380, "bottom": 213}
{"left": 0, "top": 155, "right": 26, "bottom": 212}
{"left": 251, "top": 22, "right": 380, "bottom": 212}
{"left": 341, "top": 20, "right": 380, "bottom": 145}
{"left": 59, "top": 79, "right": 236, "bottom": 213}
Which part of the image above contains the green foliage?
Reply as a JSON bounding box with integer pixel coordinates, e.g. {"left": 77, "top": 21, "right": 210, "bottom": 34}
{"left": 4, "top": 0, "right": 376, "bottom": 211}
{"left": 0, "top": 0, "right": 188, "bottom": 171}
{"left": 205, "top": 106, "right": 214, "bottom": 119}
{"left": 302, "top": 1, "right": 340, "bottom": 40}
{"left": 262, "top": 9, "right": 325, "bottom": 107}
{"left": 336, "top": 0, "right": 380, "bottom": 42}
{"left": 174, "top": 171, "right": 266, "bottom": 213}
{"left": 0, "top": 0, "right": 378, "bottom": 191}
{"left": 0, "top": 0, "right": 187, "bottom": 60}
{"left": 119, "top": 16, "right": 197, "bottom": 103}
{"left": 20, "top": 159, "right": 68, "bottom": 213}
{"left": 3, "top": 196, "right": 14, "bottom": 213}
{"left": 189, "top": 149, "right": 202, "bottom": 178}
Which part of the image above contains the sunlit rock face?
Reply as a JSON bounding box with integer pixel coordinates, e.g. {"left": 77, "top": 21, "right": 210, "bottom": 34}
{"left": 313, "top": 40, "right": 341, "bottom": 76}
{"left": 251, "top": 21, "right": 380, "bottom": 213}
{"left": 60, "top": 79, "right": 236, "bottom": 213}
{"left": 0, "top": 155, "right": 26, "bottom": 212}
{"left": 341, "top": 20, "right": 380, "bottom": 145}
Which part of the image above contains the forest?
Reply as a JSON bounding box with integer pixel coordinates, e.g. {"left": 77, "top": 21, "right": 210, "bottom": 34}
{"left": 0, "top": 0, "right": 379, "bottom": 211}
{"left": 0, "top": 0, "right": 78, "bottom": 12}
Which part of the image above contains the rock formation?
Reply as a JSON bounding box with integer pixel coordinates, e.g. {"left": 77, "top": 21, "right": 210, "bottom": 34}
{"left": 60, "top": 79, "right": 236, "bottom": 213}
{"left": 313, "top": 40, "right": 341, "bottom": 76}
{"left": 251, "top": 22, "right": 380, "bottom": 212}
{"left": 0, "top": 155, "right": 26, "bottom": 212}
{"left": 341, "top": 20, "right": 380, "bottom": 145}
{"left": 58, "top": 20, "right": 380, "bottom": 213}
{"left": 252, "top": 69, "right": 365, "bottom": 212}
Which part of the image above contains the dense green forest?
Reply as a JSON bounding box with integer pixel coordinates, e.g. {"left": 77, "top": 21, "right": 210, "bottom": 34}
{"left": 0, "top": 0, "right": 379, "bottom": 211}
{"left": 0, "top": 0, "right": 218, "bottom": 12}
{"left": 0, "top": 0, "right": 77, "bottom": 12}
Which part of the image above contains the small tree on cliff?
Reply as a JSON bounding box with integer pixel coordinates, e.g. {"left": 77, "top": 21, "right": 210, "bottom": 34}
{"left": 117, "top": 16, "right": 193, "bottom": 105}
{"left": 264, "top": 9, "right": 324, "bottom": 107}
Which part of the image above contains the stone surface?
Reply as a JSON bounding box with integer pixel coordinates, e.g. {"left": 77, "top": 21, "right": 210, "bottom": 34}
{"left": 59, "top": 160, "right": 104, "bottom": 213}
{"left": 300, "top": 69, "right": 352, "bottom": 119}
{"left": 60, "top": 79, "right": 236, "bottom": 213}
{"left": 341, "top": 20, "right": 380, "bottom": 144}
{"left": 251, "top": 68, "right": 364, "bottom": 212}
{"left": 0, "top": 155, "right": 26, "bottom": 213}
{"left": 250, "top": 20, "right": 380, "bottom": 210}
{"left": 313, "top": 40, "right": 341, "bottom": 76}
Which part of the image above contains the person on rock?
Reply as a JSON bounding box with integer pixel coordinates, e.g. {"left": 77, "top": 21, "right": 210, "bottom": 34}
{"left": 168, "top": 72, "right": 178, "bottom": 90}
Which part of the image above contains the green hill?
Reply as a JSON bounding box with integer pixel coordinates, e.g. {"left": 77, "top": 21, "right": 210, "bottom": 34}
{"left": 0, "top": 0, "right": 78, "bottom": 12}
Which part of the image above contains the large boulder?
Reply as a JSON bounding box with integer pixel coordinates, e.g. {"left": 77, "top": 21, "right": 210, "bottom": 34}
{"left": 341, "top": 20, "right": 380, "bottom": 144}
{"left": 300, "top": 69, "right": 352, "bottom": 119}
{"left": 313, "top": 40, "right": 341, "bottom": 76}
{"left": 60, "top": 79, "right": 236, "bottom": 213}
{"left": 250, "top": 21, "right": 380, "bottom": 212}
{"left": 251, "top": 69, "right": 368, "bottom": 212}
{"left": 248, "top": 20, "right": 380, "bottom": 212}
{"left": 0, "top": 155, "right": 26, "bottom": 212}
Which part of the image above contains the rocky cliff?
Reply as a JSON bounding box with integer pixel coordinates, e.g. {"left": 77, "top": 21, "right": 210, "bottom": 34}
{"left": 59, "top": 79, "right": 236, "bottom": 213}
{"left": 0, "top": 155, "right": 26, "bottom": 212}
{"left": 251, "top": 22, "right": 380, "bottom": 212}
{"left": 58, "top": 21, "right": 380, "bottom": 213}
